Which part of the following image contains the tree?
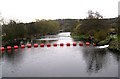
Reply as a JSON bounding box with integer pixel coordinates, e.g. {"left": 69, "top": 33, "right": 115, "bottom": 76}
{"left": 72, "top": 10, "right": 111, "bottom": 42}
{"left": 0, "top": 13, "right": 3, "bottom": 45}
{"left": 87, "top": 10, "right": 103, "bottom": 19}
{"left": 35, "top": 20, "right": 60, "bottom": 35}
{"left": 117, "top": 16, "right": 120, "bottom": 35}
{"left": 0, "top": 12, "right": 3, "bottom": 25}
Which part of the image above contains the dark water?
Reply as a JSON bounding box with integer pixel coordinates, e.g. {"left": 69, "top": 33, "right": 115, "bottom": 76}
{"left": 1, "top": 32, "right": 119, "bottom": 77}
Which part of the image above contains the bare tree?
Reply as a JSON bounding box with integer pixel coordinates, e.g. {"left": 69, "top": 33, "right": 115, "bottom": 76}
{"left": 87, "top": 10, "right": 103, "bottom": 19}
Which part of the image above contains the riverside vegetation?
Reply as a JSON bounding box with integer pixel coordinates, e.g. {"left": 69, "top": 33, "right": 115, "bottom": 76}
{"left": 0, "top": 10, "right": 120, "bottom": 52}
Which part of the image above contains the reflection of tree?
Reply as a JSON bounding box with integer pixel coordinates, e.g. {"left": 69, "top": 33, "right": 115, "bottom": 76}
{"left": 110, "top": 51, "right": 120, "bottom": 62}
{"left": 83, "top": 48, "right": 107, "bottom": 74}
{"left": 2, "top": 50, "right": 24, "bottom": 73}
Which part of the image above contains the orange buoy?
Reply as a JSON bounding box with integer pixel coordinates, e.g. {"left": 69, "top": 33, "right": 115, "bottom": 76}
{"left": 66, "top": 43, "right": 70, "bottom": 46}
{"left": 34, "top": 44, "right": 38, "bottom": 47}
{"left": 27, "top": 44, "right": 32, "bottom": 48}
{"left": 73, "top": 42, "right": 77, "bottom": 46}
{"left": 1, "top": 47, "right": 5, "bottom": 51}
{"left": 47, "top": 43, "right": 51, "bottom": 47}
{"left": 53, "top": 43, "right": 57, "bottom": 47}
{"left": 86, "top": 42, "right": 90, "bottom": 46}
{"left": 21, "top": 45, "right": 25, "bottom": 48}
{"left": 14, "top": 45, "right": 18, "bottom": 49}
{"left": 40, "top": 43, "right": 44, "bottom": 47}
{"left": 79, "top": 42, "right": 83, "bottom": 46}
{"left": 60, "top": 43, "right": 64, "bottom": 46}
{"left": 7, "top": 46, "right": 12, "bottom": 50}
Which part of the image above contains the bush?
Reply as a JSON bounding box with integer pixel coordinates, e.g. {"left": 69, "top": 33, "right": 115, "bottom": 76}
{"left": 94, "top": 30, "right": 108, "bottom": 41}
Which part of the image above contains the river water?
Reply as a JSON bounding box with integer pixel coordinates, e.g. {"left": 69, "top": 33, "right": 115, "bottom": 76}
{"left": 1, "top": 32, "right": 119, "bottom": 77}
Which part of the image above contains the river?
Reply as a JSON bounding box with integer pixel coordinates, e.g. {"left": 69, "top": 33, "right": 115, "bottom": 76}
{"left": 1, "top": 32, "right": 119, "bottom": 77}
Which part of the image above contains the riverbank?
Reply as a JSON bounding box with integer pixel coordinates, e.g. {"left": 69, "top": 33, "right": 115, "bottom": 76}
{"left": 71, "top": 34, "right": 120, "bottom": 52}
{"left": 108, "top": 36, "right": 120, "bottom": 52}
{"left": 2, "top": 32, "right": 118, "bottom": 77}
{"left": 2, "top": 33, "right": 58, "bottom": 47}
{"left": 71, "top": 34, "right": 90, "bottom": 42}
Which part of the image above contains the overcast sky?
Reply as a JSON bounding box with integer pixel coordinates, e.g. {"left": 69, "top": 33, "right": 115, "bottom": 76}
{"left": 0, "top": 0, "right": 120, "bottom": 23}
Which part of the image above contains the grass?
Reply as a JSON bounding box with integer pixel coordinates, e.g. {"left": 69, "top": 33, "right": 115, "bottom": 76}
{"left": 71, "top": 34, "right": 89, "bottom": 41}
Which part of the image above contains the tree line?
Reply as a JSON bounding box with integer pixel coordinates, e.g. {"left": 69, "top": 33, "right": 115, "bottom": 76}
{"left": 1, "top": 10, "right": 120, "bottom": 49}
{"left": 2, "top": 19, "right": 60, "bottom": 46}
{"left": 71, "top": 10, "right": 118, "bottom": 43}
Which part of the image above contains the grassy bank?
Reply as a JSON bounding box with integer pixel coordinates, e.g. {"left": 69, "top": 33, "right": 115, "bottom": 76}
{"left": 108, "top": 36, "right": 120, "bottom": 52}
{"left": 71, "top": 34, "right": 89, "bottom": 41}
{"left": 71, "top": 34, "right": 120, "bottom": 52}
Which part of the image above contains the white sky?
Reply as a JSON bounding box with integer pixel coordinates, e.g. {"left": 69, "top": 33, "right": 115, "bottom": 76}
{"left": 0, "top": 0, "right": 120, "bottom": 23}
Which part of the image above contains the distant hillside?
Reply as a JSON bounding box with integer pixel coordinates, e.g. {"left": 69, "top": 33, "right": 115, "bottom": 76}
{"left": 55, "top": 19, "right": 79, "bottom": 32}
{"left": 55, "top": 17, "right": 118, "bottom": 32}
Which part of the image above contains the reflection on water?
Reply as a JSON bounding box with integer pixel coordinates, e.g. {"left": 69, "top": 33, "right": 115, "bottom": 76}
{"left": 2, "top": 32, "right": 119, "bottom": 77}
{"left": 110, "top": 51, "right": 120, "bottom": 62}
{"left": 83, "top": 48, "right": 107, "bottom": 74}
{"left": 34, "top": 32, "right": 72, "bottom": 44}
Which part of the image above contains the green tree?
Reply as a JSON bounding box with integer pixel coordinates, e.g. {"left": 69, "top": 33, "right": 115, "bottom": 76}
{"left": 72, "top": 10, "right": 111, "bottom": 41}
{"left": 117, "top": 16, "right": 120, "bottom": 36}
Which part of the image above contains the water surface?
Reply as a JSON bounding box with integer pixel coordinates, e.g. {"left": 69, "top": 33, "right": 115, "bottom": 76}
{"left": 2, "top": 32, "right": 119, "bottom": 77}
